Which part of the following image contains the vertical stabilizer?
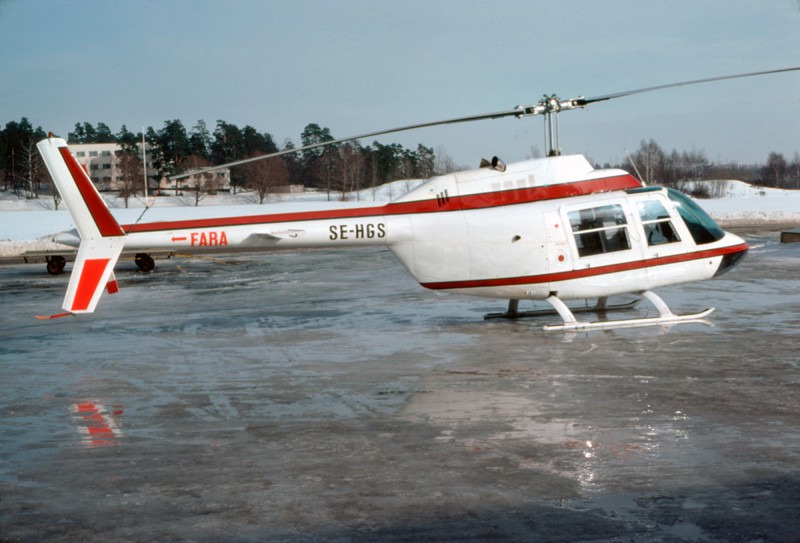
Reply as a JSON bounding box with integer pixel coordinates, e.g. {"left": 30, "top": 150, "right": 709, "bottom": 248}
{"left": 37, "top": 137, "right": 126, "bottom": 316}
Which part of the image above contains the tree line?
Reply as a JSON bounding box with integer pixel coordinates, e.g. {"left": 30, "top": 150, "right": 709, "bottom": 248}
{"left": 0, "top": 117, "right": 440, "bottom": 203}
{"left": 2, "top": 117, "right": 799, "bottom": 204}
{"left": 612, "top": 139, "right": 800, "bottom": 193}
{"left": 68, "top": 119, "right": 439, "bottom": 203}
{"left": 1, "top": 118, "right": 48, "bottom": 199}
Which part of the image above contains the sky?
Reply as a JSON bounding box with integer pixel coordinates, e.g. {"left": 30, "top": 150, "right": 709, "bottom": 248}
{"left": 1, "top": 0, "right": 799, "bottom": 169}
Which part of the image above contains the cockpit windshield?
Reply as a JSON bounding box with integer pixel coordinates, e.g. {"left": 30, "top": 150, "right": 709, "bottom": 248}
{"left": 666, "top": 188, "right": 725, "bottom": 244}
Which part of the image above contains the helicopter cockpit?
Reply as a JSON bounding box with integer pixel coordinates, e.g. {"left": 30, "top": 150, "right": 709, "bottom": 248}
{"left": 666, "top": 188, "right": 725, "bottom": 245}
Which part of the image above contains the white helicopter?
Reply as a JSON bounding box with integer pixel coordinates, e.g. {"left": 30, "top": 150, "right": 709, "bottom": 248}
{"left": 35, "top": 67, "right": 798, "bottom": 330}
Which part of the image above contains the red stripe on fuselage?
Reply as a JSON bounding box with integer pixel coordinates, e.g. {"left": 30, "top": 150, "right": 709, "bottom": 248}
{"left": 124, "top": 204, "right": 386, "bottom": 233}
{"left": 420, "top": 243, "right": 749, "bottom": 290}
{"left": 449, "top": 174, "right": 640, "bottom": 213}
{"left": 121, "top": 174, "right": 640, "bottom": 233}
{"left": 71, "top": 258, "right": 111, "bottom": 311}
{"left": 59, "top": 147, "right": 125, "bottom": 237}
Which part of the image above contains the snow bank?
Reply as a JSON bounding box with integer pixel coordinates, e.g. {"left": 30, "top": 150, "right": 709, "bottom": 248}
{"left": 687, "top": 180, "right": 800, "bottom": 228}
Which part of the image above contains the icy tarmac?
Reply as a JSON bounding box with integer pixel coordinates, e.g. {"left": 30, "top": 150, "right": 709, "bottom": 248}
{"left": 1, "top": 234, "right": 799, "bottom": 542}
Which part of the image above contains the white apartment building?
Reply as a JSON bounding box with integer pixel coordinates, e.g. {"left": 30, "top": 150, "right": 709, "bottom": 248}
{"left": 70, "top": 142, "right": 231, "bottom": 194}
{"left": 70, "top": 142, "right": 158, "bottom": 193}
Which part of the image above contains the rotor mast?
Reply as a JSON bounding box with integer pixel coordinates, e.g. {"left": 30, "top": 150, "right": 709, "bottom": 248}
{"left": 514, "top": 95, "right": 587, "bottom": 157}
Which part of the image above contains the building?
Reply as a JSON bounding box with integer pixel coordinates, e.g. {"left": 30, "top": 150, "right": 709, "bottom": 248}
{"left": 69, "top": 143, "right": 231, "bottom": 194}
{"left": 70, "top": 142, "right": 158, "bottom": 193}
{"left": 160, "top": 155, "right": 231, "bottom": 195}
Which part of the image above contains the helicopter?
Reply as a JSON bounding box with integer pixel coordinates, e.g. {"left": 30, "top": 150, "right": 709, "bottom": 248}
{"left": 35, "top": 67, "right": 799, "bottom": 330}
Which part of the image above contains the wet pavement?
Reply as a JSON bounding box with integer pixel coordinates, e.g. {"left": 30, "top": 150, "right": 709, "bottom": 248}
{"left": 1, "top": 234, "right": 799, "bottom": 542}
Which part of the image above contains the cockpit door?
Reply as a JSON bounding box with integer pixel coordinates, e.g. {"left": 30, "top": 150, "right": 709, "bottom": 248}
{"left": 544, "top": 209, "right": 571, "bottom": 274}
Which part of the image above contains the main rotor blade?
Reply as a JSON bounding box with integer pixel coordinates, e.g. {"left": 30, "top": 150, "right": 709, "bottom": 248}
{"left": 170, "top": 108, "right": 523, "bottom": 180}
{"left": 576, "top": 66, "right": 800, "bottom": 106}
{"left": 170, "top": 65, "right": 800, "bottom": 180}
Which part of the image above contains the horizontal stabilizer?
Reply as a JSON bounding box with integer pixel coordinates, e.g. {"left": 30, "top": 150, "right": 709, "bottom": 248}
{"left": 35, "top": 312, "right": 74, "bottom": 320}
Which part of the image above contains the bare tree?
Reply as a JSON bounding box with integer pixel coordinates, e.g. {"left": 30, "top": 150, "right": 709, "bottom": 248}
{"left": 337, "top": 143, "right": 364, "bottom": 200}
{"left": 632, "top": 139, "right": 666, "bottom": 185}
{"left": 36, "top": 146, "right": 62, "bottom": 209}
{"left": 241, "top": 153, "right": 289, "bottom": 204}
{"left": 180, "top": 156, "right": 220, "bottom": 206}
{"left": 792, "top": 152, "right": 800, "bottom": 189}
{"left": 14, "top": 141, "right": 44, "bottom": 199}
{"left": 117, "top": 151, "right": 142, "bottom": 208}
{"left": 44, "top": 177, "right": 62, "bottom": 210}
{"left": 765, "top": 152, "right": 788, "bottom": 188}
{"left": 189, "top": 171, "right": 216, "bottom": 206}
{"left": 434, "top": 145, "right": 459, "bottom": 174}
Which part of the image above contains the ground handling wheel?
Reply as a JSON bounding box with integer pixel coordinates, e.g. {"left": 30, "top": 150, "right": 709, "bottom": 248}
{"left": 134, "top": 253, "right": 155, "bottom": 272}
{"left": 46, "top": 255, "right": 67, "bottom": 275}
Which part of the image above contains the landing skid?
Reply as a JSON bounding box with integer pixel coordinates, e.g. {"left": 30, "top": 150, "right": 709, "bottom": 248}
{"left": 485, "top": 292, "right": 714, "bottom": 331}
{"left": 484, "top": 296, "right": 639, "bottom": 320}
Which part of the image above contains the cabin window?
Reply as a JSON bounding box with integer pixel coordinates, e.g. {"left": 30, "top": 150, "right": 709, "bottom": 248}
{"left": 569, "top": 204, "right": 631, "bottom": 257}
{"left": 666, "top": 188, "right": 725, "bottom": 244}
{"left": 637, "top": 200, "right": 681, "bottom": 246}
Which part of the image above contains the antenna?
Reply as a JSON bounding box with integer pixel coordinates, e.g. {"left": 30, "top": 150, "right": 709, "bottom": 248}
{"left": 125, "top": 131, "right": 159, "bottom": 233}
{"left": 625, "top": 148, "right": 645, "bottom": 185}
{"left": 142, "top": 128, "right": 148, "bottom": 201}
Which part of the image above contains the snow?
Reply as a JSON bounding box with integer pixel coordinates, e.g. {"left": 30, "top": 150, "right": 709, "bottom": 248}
{"left": 682, "top": 180, "right": 800, "bottom": 228}
{"left": 1, "top": 178, "right": 798, "bottom": 258}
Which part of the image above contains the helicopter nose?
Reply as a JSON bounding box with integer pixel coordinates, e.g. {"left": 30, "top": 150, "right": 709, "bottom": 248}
{"left": 713, "top": 233, "right": 748, "bottom": 277}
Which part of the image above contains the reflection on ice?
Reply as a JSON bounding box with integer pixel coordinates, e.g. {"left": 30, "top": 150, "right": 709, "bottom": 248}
{"left": 71, "top": 402, "right": 123, "bottom": 447}
{"left": 401, "top": 378, "right": 702, "bottom": 496}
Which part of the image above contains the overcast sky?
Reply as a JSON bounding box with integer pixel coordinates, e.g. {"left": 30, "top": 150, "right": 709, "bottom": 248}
{"left": 2, "top": 0, "right": 799, "bottom": 168}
